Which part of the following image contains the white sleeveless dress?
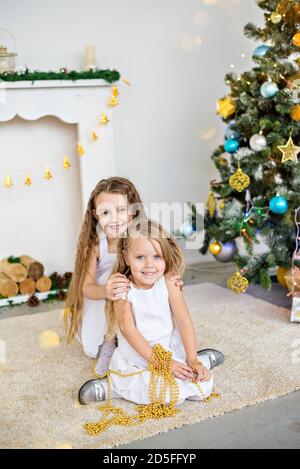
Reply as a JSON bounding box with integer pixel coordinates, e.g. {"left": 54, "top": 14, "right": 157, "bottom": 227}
{"left": 109, "top": 275, "right": 214, "bottom": 405}
{"left": 79, "top": 236, "right": 116, "bottom": 358}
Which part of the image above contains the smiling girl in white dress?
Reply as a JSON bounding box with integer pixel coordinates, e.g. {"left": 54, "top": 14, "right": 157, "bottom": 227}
{"left": 79, "top": 219, "right": 224, "bottom": 434}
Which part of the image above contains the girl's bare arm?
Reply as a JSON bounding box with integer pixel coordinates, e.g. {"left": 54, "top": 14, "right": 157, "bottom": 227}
{"left": 165, "top": 276, "right": 198, "bottom": 366}
{"left": 82, "top": 245, "right": 107, "bottom": 300}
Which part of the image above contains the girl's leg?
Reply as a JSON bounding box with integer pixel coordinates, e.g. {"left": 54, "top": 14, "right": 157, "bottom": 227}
{"left": 94, "top": 339, "right": 117, "bottom": 377}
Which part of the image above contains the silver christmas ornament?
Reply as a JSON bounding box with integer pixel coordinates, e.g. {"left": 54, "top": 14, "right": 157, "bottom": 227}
{"left": 249, "top": 134, "right": 267, "bottom": 152}
{"left": 214, "top": 240, "right": 237, "bottom": 263}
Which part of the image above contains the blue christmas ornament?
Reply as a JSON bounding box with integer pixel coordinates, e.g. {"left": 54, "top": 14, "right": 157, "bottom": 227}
{"left": 253, "top": 44, "right": 271, "bottom": 58}
{"left": 269, "top": 196, "right": 288, "bottom": 215}
{"left": 260, "top": 81, "right": 279, "bottom": 99}
{"left": 226, "top": 121, "right": 240, "bottom": 140}
{"left": 224, "top": 138, "right": 240, "bottom": 154}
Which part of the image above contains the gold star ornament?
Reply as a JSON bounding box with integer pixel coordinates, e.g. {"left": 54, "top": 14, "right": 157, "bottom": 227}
{"left": 278, "top": 136, "right": 300, "bottom": 163}
{"left": 216, "top": 96, "right": 237, "bottom": 119}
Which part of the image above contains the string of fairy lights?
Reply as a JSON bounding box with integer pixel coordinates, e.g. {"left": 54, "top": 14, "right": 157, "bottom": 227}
{"left": 0, "top": 80, "right": 130, "bottom": 188}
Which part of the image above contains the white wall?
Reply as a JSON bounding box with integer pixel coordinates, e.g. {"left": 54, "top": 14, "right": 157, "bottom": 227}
{"left": 0, "top": 0, "right": 264, "bottom": 270}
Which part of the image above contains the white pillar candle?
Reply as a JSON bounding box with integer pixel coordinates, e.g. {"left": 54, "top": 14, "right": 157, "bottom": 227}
{"left": 84, "top": 44, "right": 96, "bottom": 71}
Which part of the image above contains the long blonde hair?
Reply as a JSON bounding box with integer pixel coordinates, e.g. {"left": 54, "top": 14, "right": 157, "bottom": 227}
{"left": 105, "top": 218, "right": 185, "bottom": 340}
{"left": 64, "top": 177, "right": 145, "bottom": 343}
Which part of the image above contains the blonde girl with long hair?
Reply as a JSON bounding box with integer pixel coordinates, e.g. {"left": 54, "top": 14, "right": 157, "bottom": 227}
{"left": 65, "top": 178, "right": 183, "bottom": 377}
{"left": 79, "top": 218, "right": 224, "bottom": 410}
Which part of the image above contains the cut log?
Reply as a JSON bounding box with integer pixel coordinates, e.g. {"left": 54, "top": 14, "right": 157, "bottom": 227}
{"left": 36, "top": 276, "right": 52, "bottom": 293}
{"left": 0, "top": 272, "right": 19, "bottom": 298}
{"left": 0, "top": 258, "right": 27, "bottom": 283}
{"left": 19, "top": 278, "right": 36, "bottom": 296}
{"left": 19, "top": 256, "right": 44, "bottom": 281}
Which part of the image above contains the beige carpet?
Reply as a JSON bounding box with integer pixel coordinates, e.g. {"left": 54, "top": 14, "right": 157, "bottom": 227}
{"left": 0, "top": 283, "right": 299, "bottom": 449}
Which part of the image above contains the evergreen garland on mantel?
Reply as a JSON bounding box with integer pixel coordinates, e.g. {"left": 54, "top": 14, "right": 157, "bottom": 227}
{"left": 0, "top": 68, "right": 120, "bottom": 83}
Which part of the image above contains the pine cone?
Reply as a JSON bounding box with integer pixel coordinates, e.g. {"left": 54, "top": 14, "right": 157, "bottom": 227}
{"left": 28, "top": 294, "right": 40, "bottom": 307}
{"left": 58, "top": 290, "right": 67, "bottom": 301}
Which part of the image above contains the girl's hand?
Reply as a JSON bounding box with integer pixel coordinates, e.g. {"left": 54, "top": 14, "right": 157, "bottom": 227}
{"left": 191, "top": 363, "right": 211, "bottom": 383}
{"left": 105, "top": 273, "right": 130, "bottom": 301}
{"left": 167, "top": 272, "right": 184, "bottom": 291}
{"left": 171, "top": 360, "right": 194, "bottom": 381}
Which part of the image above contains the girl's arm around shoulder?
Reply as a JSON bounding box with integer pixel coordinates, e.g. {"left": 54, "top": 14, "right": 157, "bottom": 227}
{"left": 114, "top": 299, "right": 153, "bottom": 362}
{"left": 82, "top": 244, "right": 106, "bottom": 300}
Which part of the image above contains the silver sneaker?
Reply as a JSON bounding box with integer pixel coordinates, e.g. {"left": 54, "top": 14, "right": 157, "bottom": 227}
{"left": 78, "top": 379, "right": 106, "bottom": 405}
{"left": 197, "top": 349, "right": 225, "bottom": 370}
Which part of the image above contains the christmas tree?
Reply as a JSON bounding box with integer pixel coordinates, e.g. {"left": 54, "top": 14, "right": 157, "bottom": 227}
{"left": 201, "top": 0, "right": 300, "bottom": 293}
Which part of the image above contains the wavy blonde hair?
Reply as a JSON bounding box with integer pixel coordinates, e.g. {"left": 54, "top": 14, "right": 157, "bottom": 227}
{"left": 105, "top": 218, "right": 185, "bottom": 340}
{"left": 64, "top": 177, "right": 145, "bottom": 343}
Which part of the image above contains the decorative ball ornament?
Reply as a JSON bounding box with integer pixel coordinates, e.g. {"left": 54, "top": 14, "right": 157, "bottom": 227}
{"left": 179, "top": 221, "right": 194, "bottom": 238}
{"left": 225, "top": 121, "right": 240, "bottom": 140}
{"left": 209, "top": 242, "right": 222, "bottom": 256}
{"left": 253, "top": 44, "right": 271, "bottom": 58}
{"left": 249, "top": 134, "right": 267, "bottom": 152}
{"left": 270, "top": 11, "right": 282, "bottom": 24}
{"left": 291, "top": 105, "right": 300, "bottom": 121}
{"left": 224, "top": 139, "right": 240, "bottom": 154}
{"left": 227, "top": 272, "right": 249, "bottom": 294}
{"left": 277, "top": 267, "right": 289, "bottom": 289}
{"left": 229, "top": 166, "right": 250, "bottom": 192}
{"left": 214, "top": 240, "right": 237, "bottom": 263}
{"left": 217, "top": 96, "right": 237, "bottom": 119}
{"left": 269, "top": 195, "right": 288, "bottom": 215}
{"left": 260, "top": 81, "right": 279, "bottom": 98}
{"left": 292, "top": 32, "right": 300, "bottom": 47}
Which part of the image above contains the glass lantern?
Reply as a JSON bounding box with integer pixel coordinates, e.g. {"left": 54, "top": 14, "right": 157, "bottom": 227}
{"left": 0, "top": 28, "right": 17, "bottom": 74}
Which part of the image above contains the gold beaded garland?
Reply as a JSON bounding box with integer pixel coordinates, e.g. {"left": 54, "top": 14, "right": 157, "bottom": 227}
{"left": 84, "top": 343, "right": 220, "bottom": 436}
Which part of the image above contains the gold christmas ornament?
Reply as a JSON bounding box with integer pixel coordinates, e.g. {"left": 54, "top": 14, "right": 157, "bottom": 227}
{"left": 4, "top": 174, "right": 13, "bottom": 188}
{"left": 229, "top": 165, "right": 250, "bottom": 192}
{"left": 219, "top": 200, "right": 225, "bottom": 210}
{"left": 216, "top": 96, "right": 237, "bottom": 119}
{"left": 227, "top": 272, "right": 249, "bottom": 294}
{"left": 293, "top": 32, "right": 300, "bottom": 47}
{"left": 44, "top": 167, "right": 52, "bottom": 180}
{"left": 24, "top": 175, "right": 32, "bottom": 186}
{"left": 91, "top": 130, "right": 99, "bottom": 141}
{"left": 101, "top": 112, "right": 109, "bottom": 124}
{"left": 277, "top": 267, "right": 289, "bottom": 289}
{"left": 77, "top": 142, "right": 85, "bottom": 157}
{"left": 63, "top": 156, "right": 71, "bottom": 170}
{"left": 290, "top": 104, "right": 300, "bottom": 121}
{"left": 270, "top": 11, "right": 282, "bottom": 24}
{"left": 278, "top": 135, "right": 300, "bottom": 163}
{"left": 109, "top": 95, "right": 118, "bottom": 107}
{"left": 207, "top": 191, "right": 216, "bottom": 218}
{"left": 209, "top": 242, "right": 222, "bottom": 256}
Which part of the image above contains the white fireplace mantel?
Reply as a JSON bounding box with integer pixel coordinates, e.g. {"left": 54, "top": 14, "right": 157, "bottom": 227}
{"left": 0, "top": 79, "right": 117, "bottom": 211}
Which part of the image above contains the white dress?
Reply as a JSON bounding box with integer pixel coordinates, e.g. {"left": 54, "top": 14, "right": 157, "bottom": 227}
{"left": 109, "top": 275, "right": 214, "bottom": 405}
{"left": 78, "top": 236, "right": 116, "bottom": 358}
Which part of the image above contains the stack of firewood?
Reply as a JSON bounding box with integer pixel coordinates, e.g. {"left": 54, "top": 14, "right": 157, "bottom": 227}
{"left": 0, "top": 256, "right": 52, "bottom": 298}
